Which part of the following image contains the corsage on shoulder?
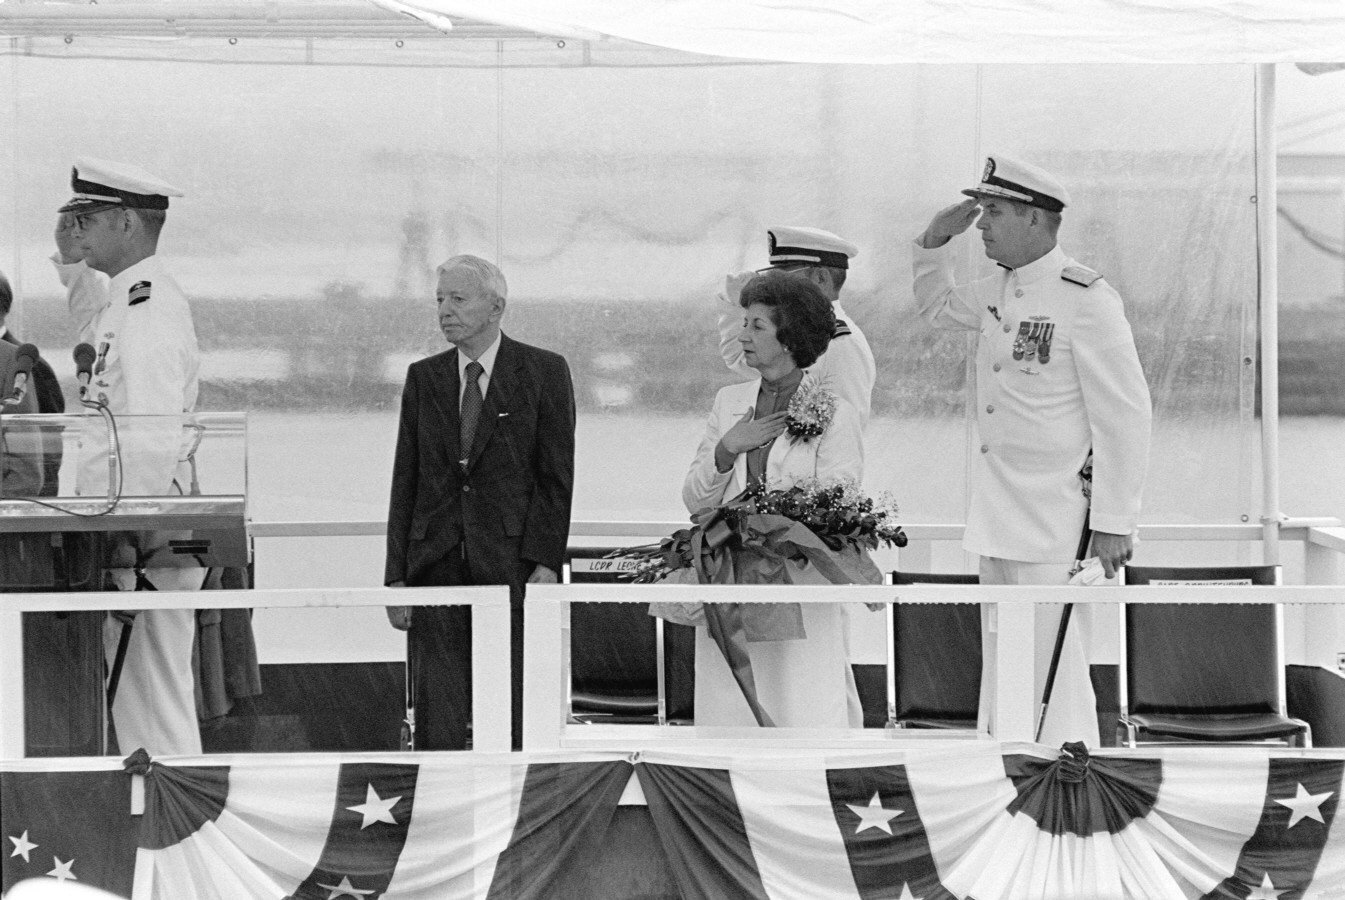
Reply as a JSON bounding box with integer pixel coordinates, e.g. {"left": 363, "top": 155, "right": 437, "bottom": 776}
{"left": 785, "top": 378, "right": 837, "bottom": 444}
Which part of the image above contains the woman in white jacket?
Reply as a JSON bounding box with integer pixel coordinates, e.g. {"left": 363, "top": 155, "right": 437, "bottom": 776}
{"left": 680, "top": 269, "right": 866, "bottom": 728}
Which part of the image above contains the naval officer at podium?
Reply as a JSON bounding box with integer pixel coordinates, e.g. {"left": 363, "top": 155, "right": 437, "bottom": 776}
{"left": 52, "top": 158, "right": 204, "bottom": 757}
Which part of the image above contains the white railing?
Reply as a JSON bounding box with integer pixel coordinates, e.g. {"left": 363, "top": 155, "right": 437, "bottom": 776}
{"left": 524, "top": 581, "right": 1345, "bottom": 750}
{"left": 0, "top": 586, "right": 511, "bottom": 759}
{"left": 3, "top": 518, "right": 1342, "bottom": 758}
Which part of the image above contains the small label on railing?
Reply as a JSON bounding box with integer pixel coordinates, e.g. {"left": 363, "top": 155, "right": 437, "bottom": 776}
{"left": 570, "top": 557, "right": 639, "bottom": 574}
{"left": 1150, "top": 579, "right": 1253, "bottom": 586}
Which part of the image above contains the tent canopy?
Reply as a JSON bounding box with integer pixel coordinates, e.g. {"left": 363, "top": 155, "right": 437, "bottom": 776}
{"left": 2, "top": 0, "right": 1344, "bottom": 64}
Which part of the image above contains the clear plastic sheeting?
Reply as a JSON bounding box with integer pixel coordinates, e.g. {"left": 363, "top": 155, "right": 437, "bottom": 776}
{"left": 0, "top": 54, "right": 1258, "bottom": 537}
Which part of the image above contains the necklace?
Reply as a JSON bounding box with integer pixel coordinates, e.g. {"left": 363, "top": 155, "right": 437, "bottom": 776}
{"left": 748, "top": 368, "right": 803, "bottom": 486}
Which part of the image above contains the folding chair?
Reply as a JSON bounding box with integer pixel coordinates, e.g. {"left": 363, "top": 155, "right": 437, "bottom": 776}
{"left": 564, "top": 548, "right": 694, "bottom": 725}
{"left": 887, "top": 572, "right": 982, "bottom": 730}
{"left": 1118, "top": 564, "right": 1310, "bottom": 747}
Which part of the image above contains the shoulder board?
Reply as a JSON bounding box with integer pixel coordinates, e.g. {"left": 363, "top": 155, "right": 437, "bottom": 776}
{"left": 128, "top": 280, "right": 153, "bottom": 306}
{"left": 832, "top": 319, "right": 851, "bottom": 338}
{"left": 1061, "top": 265, "right": 1102, "bottom": 288}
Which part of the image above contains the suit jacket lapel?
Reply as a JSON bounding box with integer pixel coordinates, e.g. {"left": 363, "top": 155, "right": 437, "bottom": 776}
{"left": 430, "top": 347, "right": 462, "bottom": 467}
{"left": 466, "top": 333, "right": 518, "bottom": 472}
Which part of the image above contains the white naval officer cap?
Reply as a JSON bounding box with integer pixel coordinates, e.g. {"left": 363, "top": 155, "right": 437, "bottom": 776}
{"left": 58, "top": 157, "right": 184, "bottom": 214}
{"left": 962, "top": 155, "right": 1070, "bottom": 213}
{"left": 766, "top": 226, "right": 858, "bottom": 270}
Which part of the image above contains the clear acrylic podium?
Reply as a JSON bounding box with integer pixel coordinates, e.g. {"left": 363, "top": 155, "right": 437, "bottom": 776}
{"left": 0, "top": 411, "right": 248, "bottom": 756}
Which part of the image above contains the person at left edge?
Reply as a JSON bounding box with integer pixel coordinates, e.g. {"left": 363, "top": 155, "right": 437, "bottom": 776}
{"left": 51, "top": 157, "right": 203, "bottom": 757}
{"left": 385, "top": 255, "right": 576, "bottom": 751}
{"left": 0, "top": 337, "right": 42, "bottom": 496}
{"left": 0, "top": 272, "right": 64, "bottom": 496}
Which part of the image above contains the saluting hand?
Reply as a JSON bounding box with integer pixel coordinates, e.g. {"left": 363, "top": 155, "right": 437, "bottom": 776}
{"left": 723, "top": 271, "right": 757, "bottom": 306}
{"left": 919, "top": 197, "right": 981, "bottom": 249}
{"left": 54, "top": 213, "right": 84, "bottom": 265}
{"left": 719, "top": 408, "right": 789, "bottom": 457}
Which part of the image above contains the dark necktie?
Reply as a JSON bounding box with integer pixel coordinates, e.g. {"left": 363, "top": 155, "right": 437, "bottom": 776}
{"left": 460, "top": 360, "right": 484, "bottom": 466}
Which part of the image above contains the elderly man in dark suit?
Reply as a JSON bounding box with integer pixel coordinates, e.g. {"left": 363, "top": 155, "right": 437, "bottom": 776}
{"left": 385, "top": 254, "right": 576, "bottom": 751}
{"left": 0, "top": 271, "right": 64, "bottom": 496}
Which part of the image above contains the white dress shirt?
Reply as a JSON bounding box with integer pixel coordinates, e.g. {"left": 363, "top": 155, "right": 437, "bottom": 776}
{"left": 457, "top": 330, "right": 502, "bottom": 405}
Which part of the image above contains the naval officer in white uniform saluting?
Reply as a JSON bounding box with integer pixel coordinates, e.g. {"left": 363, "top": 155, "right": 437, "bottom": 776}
{"left": 911, "top": 155, "right": 1152, "bottom": 746}
{"left": 52, "top": 157, "right": 203, "bottom": 757}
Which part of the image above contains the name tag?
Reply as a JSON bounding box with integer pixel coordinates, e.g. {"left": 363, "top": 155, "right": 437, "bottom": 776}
{"left": 570, "top": 557, "right": 638, "bottom": 574}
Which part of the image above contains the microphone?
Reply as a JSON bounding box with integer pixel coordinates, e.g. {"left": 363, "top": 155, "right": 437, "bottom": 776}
{"left": 5, "top": 343, "right": 37, "bottom": 406}
{"left": 73, "top": 342, "right": 97, "bottom": 401}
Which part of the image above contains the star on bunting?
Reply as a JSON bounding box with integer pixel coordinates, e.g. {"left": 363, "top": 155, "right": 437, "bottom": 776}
{"left": 47, "top": 856, "right": 77, "bottom": 882}
{"left": 1245, "top": 872, "right": 1284, "bottom": 900}
{"left": 1273, "top": 782, "right": 1333, "bottom": 829}
{"left": 346, "top": 783, "right": 402, "bottom": 829}
{"left": 846, "top": 792, "right": 903, "bottom": 836}
{"left": 8, "top": 830, "right": 37, "bottom": 862}
{"left": 897, "top": 883, "right": 924, "bottom": 900}
{"left": 318, "top": 875, "right": 376, "bottom": 899}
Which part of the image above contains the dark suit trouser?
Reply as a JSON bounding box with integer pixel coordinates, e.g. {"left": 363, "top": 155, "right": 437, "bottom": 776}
{"left": 408, "top": 543, "right": 528, "bottom": 751}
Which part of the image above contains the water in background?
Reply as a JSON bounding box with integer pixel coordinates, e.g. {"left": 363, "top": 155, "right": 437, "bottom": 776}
{"left": 248, "top": 411, "right": 1345, "bottom": 664}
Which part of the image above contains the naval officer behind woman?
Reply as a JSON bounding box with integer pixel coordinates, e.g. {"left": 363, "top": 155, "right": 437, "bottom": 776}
{"left": 910, "top": 155, "right": 1152, "bottom": 746}
{"left": 717, "top": 227, "right": 877, "bottom": 427}
{"left": 385, "top": 255, "right": 576, "bottom": 751}
{"left": 50, "top": 158, "right": 205, "bottom": 756}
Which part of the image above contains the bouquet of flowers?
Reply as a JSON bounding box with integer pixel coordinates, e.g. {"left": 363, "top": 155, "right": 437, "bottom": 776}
{"left": 621, "top": 476, "right": 907, "bottom": 586}
{"left": 784, "top": 379, "right": 837, "bottom": 443}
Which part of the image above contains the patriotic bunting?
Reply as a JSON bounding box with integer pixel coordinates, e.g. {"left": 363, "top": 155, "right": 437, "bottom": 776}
{"left": 4, "top": 745, "right": 1345, "bottom": 900}
{"left": 1, "top": 768, "right": 138, "bottom": 896}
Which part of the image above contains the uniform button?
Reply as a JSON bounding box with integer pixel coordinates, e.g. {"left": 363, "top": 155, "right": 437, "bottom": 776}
{"left": 992, "top": 363, "right": 1002, "bottom": 373}
{"left": 1014, "top": 289, "right": 1024, "bottom": 298}
{"left": 986, "top": 404, "right": 995, "bottom": 414}
{"left": 1003, "top": 323, "right": 1012, "bottom": 333}
{"left": 462, "top": 484, "right": 471, "bottom": 493}
{"left": 980, "top": 444, "right": 990, "bottom": 454}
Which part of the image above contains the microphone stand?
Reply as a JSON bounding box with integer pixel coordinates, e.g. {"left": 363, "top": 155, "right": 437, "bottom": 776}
{"left": 78, "top": 385, "right": 129, "bottom": 711}
{"left": 78, "top": 386, "right": 119, "bottom": 508}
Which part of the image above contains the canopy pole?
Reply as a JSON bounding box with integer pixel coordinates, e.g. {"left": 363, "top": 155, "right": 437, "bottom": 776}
{"left": 1256, "top": 63, "right": 1282, "bottom": 565}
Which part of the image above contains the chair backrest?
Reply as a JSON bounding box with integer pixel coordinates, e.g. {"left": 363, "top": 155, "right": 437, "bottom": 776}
{"left": 1120, "top": 565, "right": 1283, "bottom": 716}
{"left": 563, "top": 548, "right": 695, "bottom": 722}
{"left": 889, "top": 572, "right": 981, "bottom": 722}
{"left": 565, "top": 548, "right": 657, "bottom": 693}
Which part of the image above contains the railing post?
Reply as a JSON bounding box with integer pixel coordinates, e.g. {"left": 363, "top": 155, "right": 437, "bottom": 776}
{"left": 470, "top": 587, "right": 513, "bottom": 752}
{"left": 0, "top": 605, "right": 23, "bottom": 758}
{"left": 989, "top": 598, "right": 1036, "bottom": 742}
{"left": 522, "top": 587, "right": 566, "bottom": 751}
